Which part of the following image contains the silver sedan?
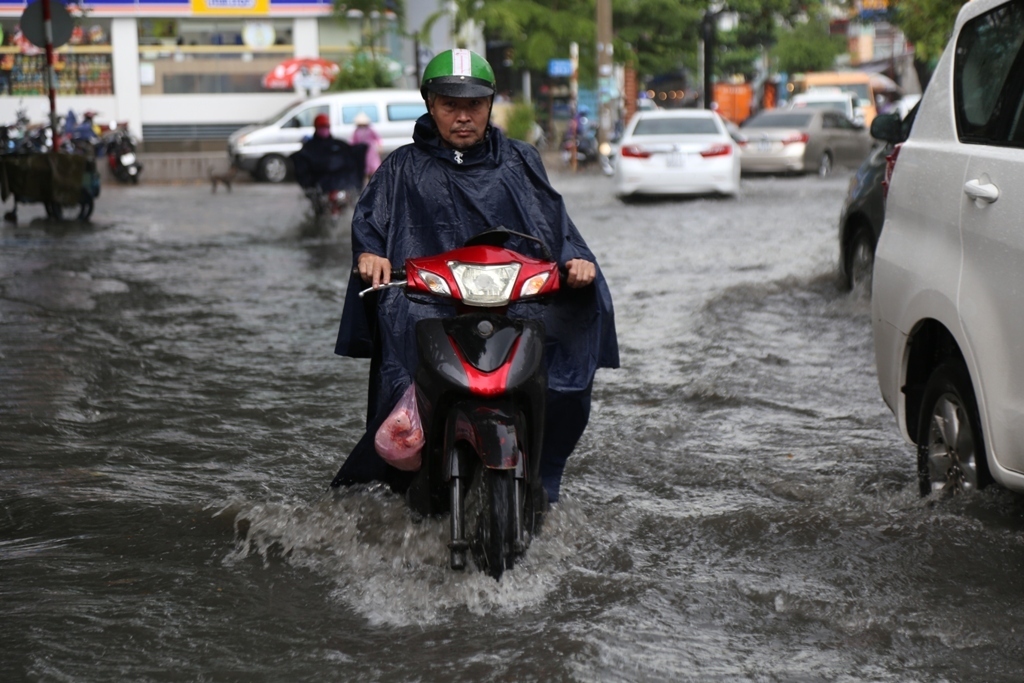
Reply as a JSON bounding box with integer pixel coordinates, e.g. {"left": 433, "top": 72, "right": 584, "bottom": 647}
{"left": 739, "top": 109, "right": 873, "bottom": 177}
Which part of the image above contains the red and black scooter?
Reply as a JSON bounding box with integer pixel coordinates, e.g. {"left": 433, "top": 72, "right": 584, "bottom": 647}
{"left": 104, "top": 125, "right": 143, "bottom": 184}
{"left": 361, "top": 229, "right": 559, "bottom": 579}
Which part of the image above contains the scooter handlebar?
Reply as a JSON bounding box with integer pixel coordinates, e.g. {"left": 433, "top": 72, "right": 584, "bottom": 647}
{"left": 353, "top": 266, "right": 407, "bottom": 299}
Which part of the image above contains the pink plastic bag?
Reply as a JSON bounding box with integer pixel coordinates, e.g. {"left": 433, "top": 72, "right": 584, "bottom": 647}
{"left": 374, "top": 383, "right": 425, "bottom": 471}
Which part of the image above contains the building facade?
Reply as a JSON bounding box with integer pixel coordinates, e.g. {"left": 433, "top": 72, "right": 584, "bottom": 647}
{"left": 0, "top": 0, "right": 440, "bottom": 146}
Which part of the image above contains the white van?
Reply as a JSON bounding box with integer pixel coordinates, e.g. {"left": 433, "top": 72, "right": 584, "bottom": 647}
{"left": 789, "top": 89, "right": 860, "bottom": 124}
{"left": 227, "top": 88, "right": 427, "bottom": 182}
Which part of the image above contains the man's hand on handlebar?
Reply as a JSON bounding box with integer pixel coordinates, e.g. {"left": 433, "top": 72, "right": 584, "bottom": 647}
{"left": 565, "top": 259, "right": 596, "bottom": 288}
{"left": 358, "top": 253, "right": 392, "bottom": 289}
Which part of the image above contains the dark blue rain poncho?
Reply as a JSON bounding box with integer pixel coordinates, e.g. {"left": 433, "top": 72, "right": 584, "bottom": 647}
{"left": 290, "top": 136, "right": 366, "bottom": 194}
{"left": 331, "top": 113, "right": 618, "bottom": 494}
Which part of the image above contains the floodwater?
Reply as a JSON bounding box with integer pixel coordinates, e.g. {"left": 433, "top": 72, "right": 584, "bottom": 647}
{"left": 4, "top": 170, "right": 1024, "bottom": 682}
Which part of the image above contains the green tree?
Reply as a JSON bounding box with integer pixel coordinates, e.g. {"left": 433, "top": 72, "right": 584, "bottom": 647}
{"left": 334, "top": 0, "right": 405, "bottom": 56}
{"left": 613, "top": 0, "right": 704, "bottom": 78}
{"left": 423, "top": 0, "right": 597, "bottom": 79}
{"left": 421, "top": 0, "right": 842, "bottom": 92}
{"left": 504, "top": 100, "right": 538, "bottom": 142}
{"left": 718, "top": 0, "right": 841, "bottom": 79}
{"left": 890, "top": 0, "right": 967, "bottom": 84}
{"left": 771, "top": 12, "right": 846, "bottom": 74}
{"left": 329, "top": 1, "right": 404, "bottom": 89}
{"left": 329, "top": 51, "right": 400, "bottom": 90}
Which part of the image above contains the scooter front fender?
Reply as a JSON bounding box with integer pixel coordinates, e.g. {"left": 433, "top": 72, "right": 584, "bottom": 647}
{"left": 445, "top": 404, "right": 521, "bottom": 475}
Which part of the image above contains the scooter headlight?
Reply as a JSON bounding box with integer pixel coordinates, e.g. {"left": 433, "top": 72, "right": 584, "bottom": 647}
{"left": 449, "top": 261, "right": 521, "bottom": 306}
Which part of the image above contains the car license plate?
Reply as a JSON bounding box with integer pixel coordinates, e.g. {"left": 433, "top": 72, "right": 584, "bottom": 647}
{"left": 757, "top": 140, "right": 772, "bottom": 152}
{"left": 667, "top": 152, "right": 685, "bottom": 167}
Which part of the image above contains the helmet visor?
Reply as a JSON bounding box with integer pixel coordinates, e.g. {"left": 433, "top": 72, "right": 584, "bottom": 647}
{"left": 424, "top": 76, "right": 495, "bottom": 99}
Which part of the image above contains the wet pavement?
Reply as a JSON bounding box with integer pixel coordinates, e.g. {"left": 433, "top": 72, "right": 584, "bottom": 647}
{"left": 4, "top": 169, "right": 1024, "bottom": 682}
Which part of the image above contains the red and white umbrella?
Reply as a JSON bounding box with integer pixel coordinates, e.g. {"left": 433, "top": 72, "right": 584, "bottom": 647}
{"left": 262, "top": 57, "right": 340, "bottom": 90}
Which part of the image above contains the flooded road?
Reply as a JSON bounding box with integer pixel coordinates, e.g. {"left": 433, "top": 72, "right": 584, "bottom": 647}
{"left": 4, "top": 170, "right": 1024, "bottom": 682}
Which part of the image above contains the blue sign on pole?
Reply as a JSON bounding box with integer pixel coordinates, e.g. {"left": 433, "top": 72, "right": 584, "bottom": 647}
{"left": 548, "top": 59, "right": 573, "bottom": 78}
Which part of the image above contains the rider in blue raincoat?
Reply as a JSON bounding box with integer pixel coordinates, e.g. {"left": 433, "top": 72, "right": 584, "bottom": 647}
{"left": 330, "top": 49, "right": 618, "bottom": 502}
{"left": 290, "top": 113, "right": 366, "bottom": 198}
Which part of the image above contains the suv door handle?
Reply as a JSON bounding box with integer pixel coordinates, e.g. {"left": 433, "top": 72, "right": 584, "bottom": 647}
{"left": 964, "top": 178, "right": 999, "bottom": 203}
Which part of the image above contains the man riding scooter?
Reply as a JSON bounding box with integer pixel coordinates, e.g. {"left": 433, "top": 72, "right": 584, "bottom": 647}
{"left": 290, "top": 113, "right": 366, "bottom": 216}
{"left": 330, "top": 49, "right": 618, "bottom": 505}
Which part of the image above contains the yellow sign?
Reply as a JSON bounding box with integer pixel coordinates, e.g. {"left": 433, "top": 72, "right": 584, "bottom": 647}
{"left": 190, "top": 0, "right": 270, "bottom": 16}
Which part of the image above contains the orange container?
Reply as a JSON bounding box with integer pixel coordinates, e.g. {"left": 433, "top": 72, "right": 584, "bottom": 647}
{"left": 713, "top": 83, "right": 753, "bottom": 124}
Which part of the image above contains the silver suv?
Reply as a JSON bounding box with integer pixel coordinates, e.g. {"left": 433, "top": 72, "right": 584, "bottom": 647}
{"left": 872, "top": 0, "right": 1024, "bottom": 496}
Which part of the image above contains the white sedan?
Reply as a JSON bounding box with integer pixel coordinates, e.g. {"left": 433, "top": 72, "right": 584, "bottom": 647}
{"left": 613, "top": 109, "right": 741, "bottom": 200}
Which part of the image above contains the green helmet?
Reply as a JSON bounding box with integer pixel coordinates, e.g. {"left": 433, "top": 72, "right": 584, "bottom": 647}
{"left": 421, "top": 49, "right": 496, "bottom": 100}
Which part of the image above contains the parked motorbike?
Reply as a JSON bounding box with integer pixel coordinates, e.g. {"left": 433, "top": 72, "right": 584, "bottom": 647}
{"left": 561, "top": 120, "right": 614, "bottom": 176}
{"left": 104, "top": 125, "right": 142, "bottom": 184}
{"left": 358, "top": 229, "right": 559, "bottom": 580}
{"left": 1, "top": 107, "right": 40, "bottom": 154}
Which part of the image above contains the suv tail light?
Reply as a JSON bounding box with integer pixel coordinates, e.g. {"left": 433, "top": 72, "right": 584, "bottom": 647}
{"left": 700, "top": 143, "right": 732, "bottom": 158}
{"left": 782, "top": 132, "right": 810, "bottom": 145}
{"left": 620, "top": 145, "right": 651, "bottom": 159}
{"left": 882, "top": 142, "right": 903, "bottom": 200}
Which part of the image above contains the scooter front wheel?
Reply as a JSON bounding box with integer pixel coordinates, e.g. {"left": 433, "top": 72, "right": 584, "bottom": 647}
{"left": 465, "top": 466, "right": 518, "bottom": 580}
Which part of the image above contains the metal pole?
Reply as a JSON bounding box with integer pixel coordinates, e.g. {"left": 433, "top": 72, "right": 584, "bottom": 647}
{"left": 41, "top": 0, "right": 59, "bottom": 148}
{"left": 702, "top": 12, "right": 715, "bottom": 110}
{"left": 596, "top": 0, "right": 613, "bottom": 147}
{"left": 570, "top": 41, "right": 578, "bottom": 172}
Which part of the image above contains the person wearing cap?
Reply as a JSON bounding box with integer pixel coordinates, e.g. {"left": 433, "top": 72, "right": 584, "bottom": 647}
{"left": 290, "top": 113, "right": 366, "bottom": 213}
{"left": 349, "top": 112, "right": 382, "bottom": 182}
{"left": 330, "top": 48, "right": 618, "bottom": 504}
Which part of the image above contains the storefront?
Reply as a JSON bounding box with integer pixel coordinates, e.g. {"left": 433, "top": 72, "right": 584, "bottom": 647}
{"left": 0, "top": 0, "right": 403, "bottom": 147}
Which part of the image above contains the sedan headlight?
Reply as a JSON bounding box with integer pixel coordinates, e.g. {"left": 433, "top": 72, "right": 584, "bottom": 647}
{"left": 449, "top": 262, "right": 521, "bottom": 306}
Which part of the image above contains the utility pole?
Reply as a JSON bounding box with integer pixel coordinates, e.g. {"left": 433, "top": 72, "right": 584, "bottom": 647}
{"left": 596, "top": 0, "right": 613, "bottom": 146}
{"left": 570, "top": 41, "right": 579, "bottom": 172}
{"left": 701, "top": 11, "right": 716, "bottom": 110}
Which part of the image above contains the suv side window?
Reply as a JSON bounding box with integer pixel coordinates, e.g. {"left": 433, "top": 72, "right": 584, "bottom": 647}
{"left": 954, "top": 0, "right": 1024, "bottom": 146}
{"left": 283, "top": 105, "right": 329, "bottom": 129}
{"left": 387, "top": 103, "right": 427, "bottom": 122}
{"left": 342, "top": 105, "right": 379, "bottom": 124}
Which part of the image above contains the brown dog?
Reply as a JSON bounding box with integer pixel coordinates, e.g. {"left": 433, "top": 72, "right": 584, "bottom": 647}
{"left": 209, "top": 164, "right": 238, "bottom": 193}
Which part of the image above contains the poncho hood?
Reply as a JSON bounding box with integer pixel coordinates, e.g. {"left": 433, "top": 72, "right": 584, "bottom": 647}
{"left": 410, "top": 113, "right": 501, "bottom": 168}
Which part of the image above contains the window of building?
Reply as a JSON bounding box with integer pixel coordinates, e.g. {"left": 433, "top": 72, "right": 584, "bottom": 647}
{"left": 138, "top": 19, "right": 294, "bottom": 95}
{"left": 0, "top": 18, "right": 113, "bottom": 97}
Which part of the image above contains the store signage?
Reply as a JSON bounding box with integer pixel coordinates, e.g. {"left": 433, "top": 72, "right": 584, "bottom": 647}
{"left": 20, "top": 0, "right": 74, "bottom": 48}
{"left": 0, "top": 0, "right": 334, "bottom": 18}
{"left": 548, "top": 59, "right": 573, "bottom": 78}
{"left": 191, "top": 0, "right": 269, "bottom": 15}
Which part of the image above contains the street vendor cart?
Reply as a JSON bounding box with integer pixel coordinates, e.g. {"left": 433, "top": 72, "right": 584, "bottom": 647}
{"left": 1, "top": 151, "right": 98, "bottom": 222}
